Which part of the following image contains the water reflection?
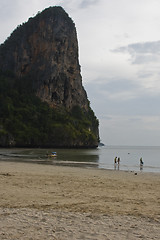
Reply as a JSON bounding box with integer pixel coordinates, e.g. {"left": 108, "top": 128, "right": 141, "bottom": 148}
{"left": 114, "top": 163, "right": 120, "bottom": 171}
{"left": 0, "top": 148, "right": 99, "bottom": 168}
{"left": 140, "top": 164, "right": 143, "bottom": 171}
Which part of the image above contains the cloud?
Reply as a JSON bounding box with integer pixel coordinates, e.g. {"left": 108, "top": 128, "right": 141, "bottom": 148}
{"left": 85, "top": 77, "right": 142, "bottom": 103}
{"left": 99, "top": 114, "right": 160, "bottom": 145}
{"left": 113, "top": 41, "right": 160, "bottom": 64}
{"left": 79, "top": 0, "right": 100, "bottom": 8}
{"left": 85, "top": 74, "right": 160, "bottom": 125}
{"left": 102, "top": 114, "right": 160, "bottom": 131}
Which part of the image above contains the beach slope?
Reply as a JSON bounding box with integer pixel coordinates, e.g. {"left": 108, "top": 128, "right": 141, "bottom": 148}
{"left": 0, "top": 161, "right": 160, "bottom": 239}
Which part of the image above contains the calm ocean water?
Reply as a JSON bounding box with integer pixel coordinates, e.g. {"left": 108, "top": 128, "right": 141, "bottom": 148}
{"left": 0, "top": 146, "right": 160, "bottom": 173}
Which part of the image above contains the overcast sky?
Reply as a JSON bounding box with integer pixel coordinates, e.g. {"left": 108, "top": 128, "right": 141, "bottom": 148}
{"left": 1, "top": 0, "right": 160, "bottom": 146}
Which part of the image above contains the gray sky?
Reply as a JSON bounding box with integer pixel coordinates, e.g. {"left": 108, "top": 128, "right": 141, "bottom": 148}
{"left": 1, "top": 0, "right": 160, "bottom": 146}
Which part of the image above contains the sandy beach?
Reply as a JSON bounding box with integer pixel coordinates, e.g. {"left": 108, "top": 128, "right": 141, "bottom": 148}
{"left": 0, "top": 161, "right": 160, "bottom": 239}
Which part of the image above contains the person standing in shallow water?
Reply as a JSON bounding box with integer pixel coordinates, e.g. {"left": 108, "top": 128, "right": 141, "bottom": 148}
{"left": 140, "top": 157, "right": 144, "bottom": 170}
{"left": 140, "top": 157, "right": 143, "bottom": 165}
{"left": 117, "top": 157, "right": 120, "bottom": 170}
{"left": 114, "top": 157, "right": 117, "bottom": 170}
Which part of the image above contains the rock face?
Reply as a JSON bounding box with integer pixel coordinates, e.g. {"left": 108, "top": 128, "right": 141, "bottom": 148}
{"left": 0, "top": 6, "right": 99, "bottom": 148}
{"left": 0, "top": 7, "right": 88, "bottom": 111}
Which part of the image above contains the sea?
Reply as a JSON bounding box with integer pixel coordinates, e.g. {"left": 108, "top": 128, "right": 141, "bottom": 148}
{"left": 0, "top": 146, "right": 160, "bottom": 173}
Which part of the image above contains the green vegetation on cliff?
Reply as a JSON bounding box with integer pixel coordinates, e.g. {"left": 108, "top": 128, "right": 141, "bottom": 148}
{"left": 0, "top": 72, "right": 99, "bottom": 148}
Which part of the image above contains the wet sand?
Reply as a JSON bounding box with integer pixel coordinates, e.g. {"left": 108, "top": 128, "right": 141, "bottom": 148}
{"left": 0, "top": 161, "right": 160, "bottom": 239}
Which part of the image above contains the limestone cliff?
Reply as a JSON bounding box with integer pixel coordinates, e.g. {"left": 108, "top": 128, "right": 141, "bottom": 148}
{"left": 0, "top": 6, "right": 89, "bottom": 111}
{"left": 0, "top": 6, "right": 99, "bottom": 148}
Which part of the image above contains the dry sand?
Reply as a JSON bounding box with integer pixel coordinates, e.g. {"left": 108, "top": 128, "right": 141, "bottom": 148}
{"left": 0, "top": 161, "right": 160, "bottom": 239}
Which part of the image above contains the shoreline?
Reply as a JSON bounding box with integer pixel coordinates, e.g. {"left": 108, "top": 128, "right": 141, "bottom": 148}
{"left": 0, "top": 161, "right": 160, "bottom": 239}
{"left": 1, "top": 146, "right": 160, "bottom": 174}
{"left": 0, "top": 158, "right": 159, "bottom": 174}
